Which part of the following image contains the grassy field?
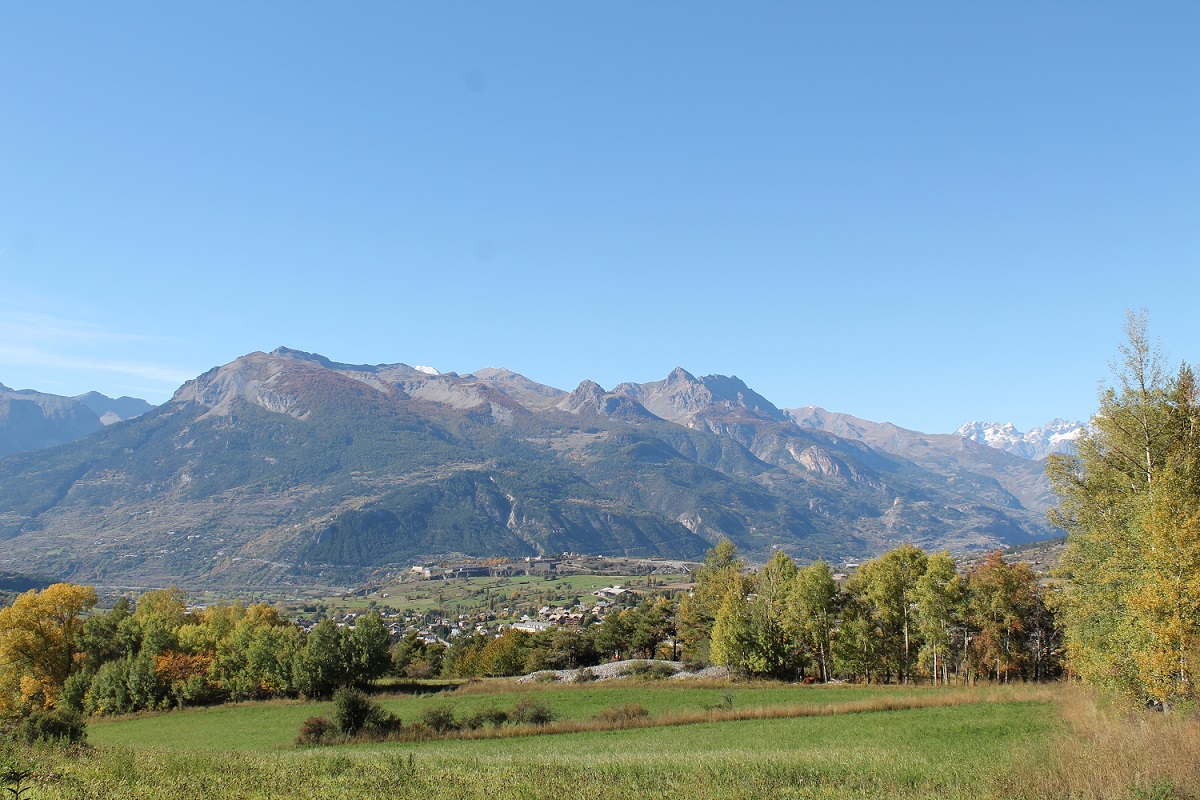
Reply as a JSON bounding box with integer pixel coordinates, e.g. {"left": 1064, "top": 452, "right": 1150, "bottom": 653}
{"left": 86, "top": 682, "right": 989, "bottom": 751}
{"left": 14, "top": 681, "right": 1200, "bottom": 799}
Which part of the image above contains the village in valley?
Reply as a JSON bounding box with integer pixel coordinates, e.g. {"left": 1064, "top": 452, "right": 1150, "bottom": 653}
{"left": 302, "top": 554, "right": 700, "bottom": 645}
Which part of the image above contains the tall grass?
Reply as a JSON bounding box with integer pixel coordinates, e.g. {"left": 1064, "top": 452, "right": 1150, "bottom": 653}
{"left": 1000, "top": 686, "right": 1200, "bottom": 799}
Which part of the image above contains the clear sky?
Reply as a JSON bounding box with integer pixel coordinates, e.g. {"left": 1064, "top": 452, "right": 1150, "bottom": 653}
{"left": 1, "top": 2, "right": 1197, "bottom": 434}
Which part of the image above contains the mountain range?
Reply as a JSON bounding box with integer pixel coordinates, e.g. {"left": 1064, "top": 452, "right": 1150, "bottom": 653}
{"left": 954, "top": 420, "right": 1085, "bottom": 460}
{"left": 0, "top": 384, "right": 153, "bottom": 458}
{"left": 0, "top": 350, "right": 1062, "bottom": 590}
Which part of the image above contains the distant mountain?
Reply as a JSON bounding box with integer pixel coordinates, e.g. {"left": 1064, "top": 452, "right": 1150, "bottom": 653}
{"left": 74, "top": 392, "right": 154, "bottom": 426}
{"left": 0, "top": 384, "right": 154, "bottom": 457}
{"left": 1, "top": 384, "right": 103, "bottom": 456}
{"left": 0, "top": 350, "right": 1056, "bottom": 590}
{"left": 789, "top": 407, "right": 1055, "bottom": 515}
{"left": 955, "top": 419, "right": 1084, "bottom": 460}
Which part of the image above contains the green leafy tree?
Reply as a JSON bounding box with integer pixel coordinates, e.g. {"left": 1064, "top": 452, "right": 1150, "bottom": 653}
{"left": 915, "top": 552, "right": 964, "bottom": 685}
{"left": 347, "top": 610, "right": 392, "bottom": 684}
{"left": 709, "top": 585, "right": 756, "bottom": 672}
{"left": 293, "top": 618, "right": 349, "bottom": 697}
{"left": 856, "top": 545, "right": 928, "bottom": 683}
{"left": 79, "top": 596, "right": 133, "bottom": 668}
{"left": 629, "top": 597, "right": 674, "bottom": 660}
{"left": 831, "top": 594, "right": 879, "bottom": 682}
{"left": 131, "top": 588, "right": 189, "bottom": 656}
{"left": 787, "top": 560, "right": 839, "bottom": 681}
{"left": 478, "top": 629, "right": 531, "bottom": 676}
{"left": 594, "top": 609, "right": 633, "bottom": 662}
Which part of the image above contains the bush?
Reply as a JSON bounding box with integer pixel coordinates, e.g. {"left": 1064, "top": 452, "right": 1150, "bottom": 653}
{"left": 296, "top": 716, "right": 335, "bottom": 746}
{"left": 593, "top": 703, "right": 649, "bottom": 726}
{"left": 621, "top": 661, "right": 677, "bottom": 681}
{"left": 572, "top": 668, "right": 598, "bottom": 683}
{"left": 509, "top": 698, "right": 555, "bottom": 726}
{"left": 462, "top": 704, "right": 508, "bottom": 731}
{"left": 332, "top": 687, "right": 400, "bottom": 737}
{"left": 701, "top": 692, "right": 735, "bottom": 712}
{"left": 404, "top": 661, "right": 435, "bottom": 679}
{"left": 419, "top": 705, "right": 460, "bottom": 735}
{"left": 15, "top": 708, "right": 87, "bottom": 745}
{"left": 533, "top": 671, "right": 559, "bottom": 684}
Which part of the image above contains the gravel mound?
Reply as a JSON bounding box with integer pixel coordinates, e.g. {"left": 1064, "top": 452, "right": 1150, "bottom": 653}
{"left": 516, "top": 659, "right": 733, "bottom": 684}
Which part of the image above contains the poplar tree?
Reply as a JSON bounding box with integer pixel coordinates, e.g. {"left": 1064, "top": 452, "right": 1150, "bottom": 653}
{"left": 787, "top": 560, "right": 839, "bottom": 681}
{"left": 915, "top": 552, "right": 963, "bottom": 685}
{"left": 857, "top": 544, "right": 927, "bottom": 683}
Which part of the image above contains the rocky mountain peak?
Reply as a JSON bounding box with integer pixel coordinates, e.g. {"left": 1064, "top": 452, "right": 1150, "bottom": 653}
{"left": 466, "top": 368, "right": 566, "bottom": 406}
{"left": 558, "top": 380, "right": 658, "bottom": 421}
{"left": 666, "top": 366, "right": 697, "bottom": 384}
{"left": 613, "top": 369, "right": 783, "bottom": 424}
{"left": 955, "top": 419, "right": 1085, "bottom": 460}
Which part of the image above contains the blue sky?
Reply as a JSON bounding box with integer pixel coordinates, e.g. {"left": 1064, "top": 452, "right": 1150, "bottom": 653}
{"left": 1, "top": 2, "right": 1197, "bottom": 434}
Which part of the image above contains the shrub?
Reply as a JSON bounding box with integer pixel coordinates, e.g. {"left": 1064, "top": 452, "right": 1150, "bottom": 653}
{"left": 420, "top": 705, "right": 460, "bottom": 735}
{"left": 296, "top": 716, "right": 335, "bottom": 746}
{"left": 509, "top": 698, "right": 555, "bottom": 726}
{"left": 621, "top": 661, "right": 676, "bottom": 681}
{"left": 461, "top": 703, "right": 507, "bottom": 730}
{"left": 58, "top": 669, "right": 93, "bottom": 714}
{"left": 333, "top": 687, "right": 374, "bottom": 735}
{"left": 332, "top": 687, "right": 401, "bottom": 737}
{"left": 404, "top": 661, "right": 435, "bottom": 679}
{"left": 533, "top": 671, "right": 559, "bottom": 684}
{"left": 593, "top": 703, "right": 649, "bottom": 726}
{"left": 701, "top": 692, "right": 735, "bottom": 712}
{"left": 572, "top": 668, "right": 598, "bottom": 684}
{"left": 460, "top": 704, "right": 510, "bottom": 731}
{"left": 15, "top": 708, "right": 87, "bottom": 745}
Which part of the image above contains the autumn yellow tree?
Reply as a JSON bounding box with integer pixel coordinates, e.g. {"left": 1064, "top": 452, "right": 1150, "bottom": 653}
{"left": 0, "top": 583, "right": 97, "bottom": 713}
{"left": 1049, "top": 312, "right": 1200, "bottom": 710}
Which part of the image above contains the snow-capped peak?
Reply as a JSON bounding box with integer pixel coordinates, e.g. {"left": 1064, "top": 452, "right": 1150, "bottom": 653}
{"left": 413, "top": 365, "right": 440, "bottom": 376}
{"left": 955, "top": 418, "right": 1085, "bottom": 460}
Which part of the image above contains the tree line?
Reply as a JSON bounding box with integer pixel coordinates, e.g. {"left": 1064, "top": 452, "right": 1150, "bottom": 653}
{"left": 686, "top": 540, "right": 1060, "bottom": 684}
{"left": 0, "top": 587, "right": 392, "bottom": 722}
{"left": 413, "top": 539, "right": 1062, "bottom": 685}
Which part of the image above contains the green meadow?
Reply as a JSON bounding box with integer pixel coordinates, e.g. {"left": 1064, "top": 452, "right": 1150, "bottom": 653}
{"left": 12, "top": 681, "right": 1083, "bottom": 800}
{"left": 85, "top": 682, "right": 981, "bottom": 751}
